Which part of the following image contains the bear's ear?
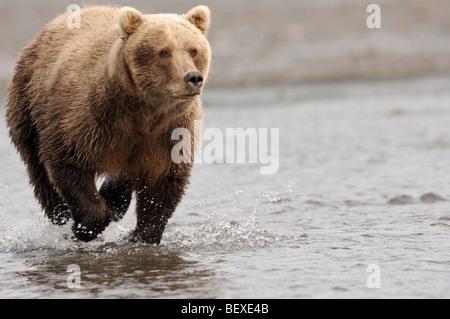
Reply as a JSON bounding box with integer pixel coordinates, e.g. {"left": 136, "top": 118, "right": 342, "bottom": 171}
{"left": 118, "top": 7, "right": 145, "bottom": 38}
{"left": 184, "top": 6, "right": 211, "bottom": 35}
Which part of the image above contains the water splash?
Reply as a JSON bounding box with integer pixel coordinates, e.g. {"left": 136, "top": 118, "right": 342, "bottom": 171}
{"left": 0, "top": 207, "right": 299, "bottom": 255}
{"left": 0, "top": 183, "right": 7, "bottom": 198}
{"left": 166, "top": 213, "right": 298, "bottom": 252}
{"left": 0, "top": 214, "right": 134, "bottom": 254}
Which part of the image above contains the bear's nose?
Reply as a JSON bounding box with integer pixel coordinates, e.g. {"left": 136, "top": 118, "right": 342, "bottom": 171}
{"left": 184, "top": 71, "right": 204, "bottom": 89}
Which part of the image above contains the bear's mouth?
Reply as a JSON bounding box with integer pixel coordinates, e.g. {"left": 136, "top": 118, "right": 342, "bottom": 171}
{"left": 176, "top": 93, "right": 200, "bottom": 99}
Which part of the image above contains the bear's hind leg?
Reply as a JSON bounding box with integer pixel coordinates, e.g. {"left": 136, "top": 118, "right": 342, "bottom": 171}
{"left": 6, "top": 92, "right": 70, "bottom": 225}
{"left": 99, "top": 175, "right": 133, "bottom": 222}
{"left": 29, "top": 158, "right": 72, "bottom": 226}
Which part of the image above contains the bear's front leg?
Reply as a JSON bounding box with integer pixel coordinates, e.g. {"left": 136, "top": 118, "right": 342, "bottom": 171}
{"left": 131, "top": 173, "right": 189, "bottom": 244}
{"left": 50, "top": 165, "right": 112, "bottom": 242}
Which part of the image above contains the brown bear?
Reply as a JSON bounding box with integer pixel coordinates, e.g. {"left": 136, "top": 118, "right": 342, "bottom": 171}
{"left": 5, "top": 5, "right": 211, "bottom": 244}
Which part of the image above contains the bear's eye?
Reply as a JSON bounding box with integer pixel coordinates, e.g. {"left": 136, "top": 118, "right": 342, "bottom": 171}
{"left": 190, "top": 49, "right": 198, "bottom": 58}
{"left": 159, "top": 50, "right": 171, "bottom": 58}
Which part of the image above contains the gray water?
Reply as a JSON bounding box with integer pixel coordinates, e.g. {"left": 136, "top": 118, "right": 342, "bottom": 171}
{"left": 1, "top": 75, "right": 450, "bottom": 299}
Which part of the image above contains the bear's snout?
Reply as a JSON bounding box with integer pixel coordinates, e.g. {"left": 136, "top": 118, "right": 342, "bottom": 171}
{"left": 184, "top": 71, "right": 204, "bottom": 90}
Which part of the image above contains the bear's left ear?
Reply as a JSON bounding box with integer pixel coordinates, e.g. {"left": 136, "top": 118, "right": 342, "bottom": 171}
{"left": 118, "top": 7, "right": 145, "bottom": 38}
{"left": 184, "top": 6, "right": 211, "bottom": 35}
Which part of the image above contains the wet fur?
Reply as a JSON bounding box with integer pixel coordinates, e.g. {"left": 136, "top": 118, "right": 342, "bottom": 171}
{"left": 5, "top": 6, "right": 211, "bottom": 243}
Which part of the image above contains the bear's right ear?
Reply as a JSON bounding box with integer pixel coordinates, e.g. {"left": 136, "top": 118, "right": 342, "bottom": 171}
{"left": 118, "top": 7, "right": 145, "bottom": 38}
{"left": 184, "top": 6, "right": 211, "bottom": 35}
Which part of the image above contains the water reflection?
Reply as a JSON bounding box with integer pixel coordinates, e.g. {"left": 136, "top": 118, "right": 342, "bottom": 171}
{"left": 13, "top": 244, "right": 218, "bottom": 298}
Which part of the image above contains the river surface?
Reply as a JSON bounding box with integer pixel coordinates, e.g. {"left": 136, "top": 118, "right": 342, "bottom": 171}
{"left": 1, "top": 75, "right": 450, "bottom": 298}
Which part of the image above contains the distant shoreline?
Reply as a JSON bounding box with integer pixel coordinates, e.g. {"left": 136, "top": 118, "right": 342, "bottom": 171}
{"left": 1, "top": 0, "right": 449, "bottom": 90}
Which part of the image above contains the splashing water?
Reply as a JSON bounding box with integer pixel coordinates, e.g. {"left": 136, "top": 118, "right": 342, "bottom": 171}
{"left": 1, "top": 76, "right": 450, "bottom": 298}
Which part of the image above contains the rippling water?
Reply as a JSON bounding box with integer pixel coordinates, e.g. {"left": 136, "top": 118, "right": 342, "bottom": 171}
{"left": 1, "top": 75, "right": 450, "bottom": 298}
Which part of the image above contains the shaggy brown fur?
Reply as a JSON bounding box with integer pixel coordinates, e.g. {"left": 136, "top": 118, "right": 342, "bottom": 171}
{"left": 5, "top": 5, "right": 211, "bottom": 243}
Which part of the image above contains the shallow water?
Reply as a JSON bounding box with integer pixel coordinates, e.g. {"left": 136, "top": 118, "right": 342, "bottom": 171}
{"left": 1, "top": 75, "right": 450, "bottom": 299}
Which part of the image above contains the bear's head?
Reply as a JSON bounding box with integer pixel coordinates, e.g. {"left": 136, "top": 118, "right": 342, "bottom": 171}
{"left": 115, "top": 6, "right": 211, "bottom": 105}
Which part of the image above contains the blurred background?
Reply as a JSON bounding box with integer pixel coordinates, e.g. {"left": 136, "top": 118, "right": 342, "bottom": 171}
{"left": 0, "top": 0, "right": 449, "bottom": 90}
